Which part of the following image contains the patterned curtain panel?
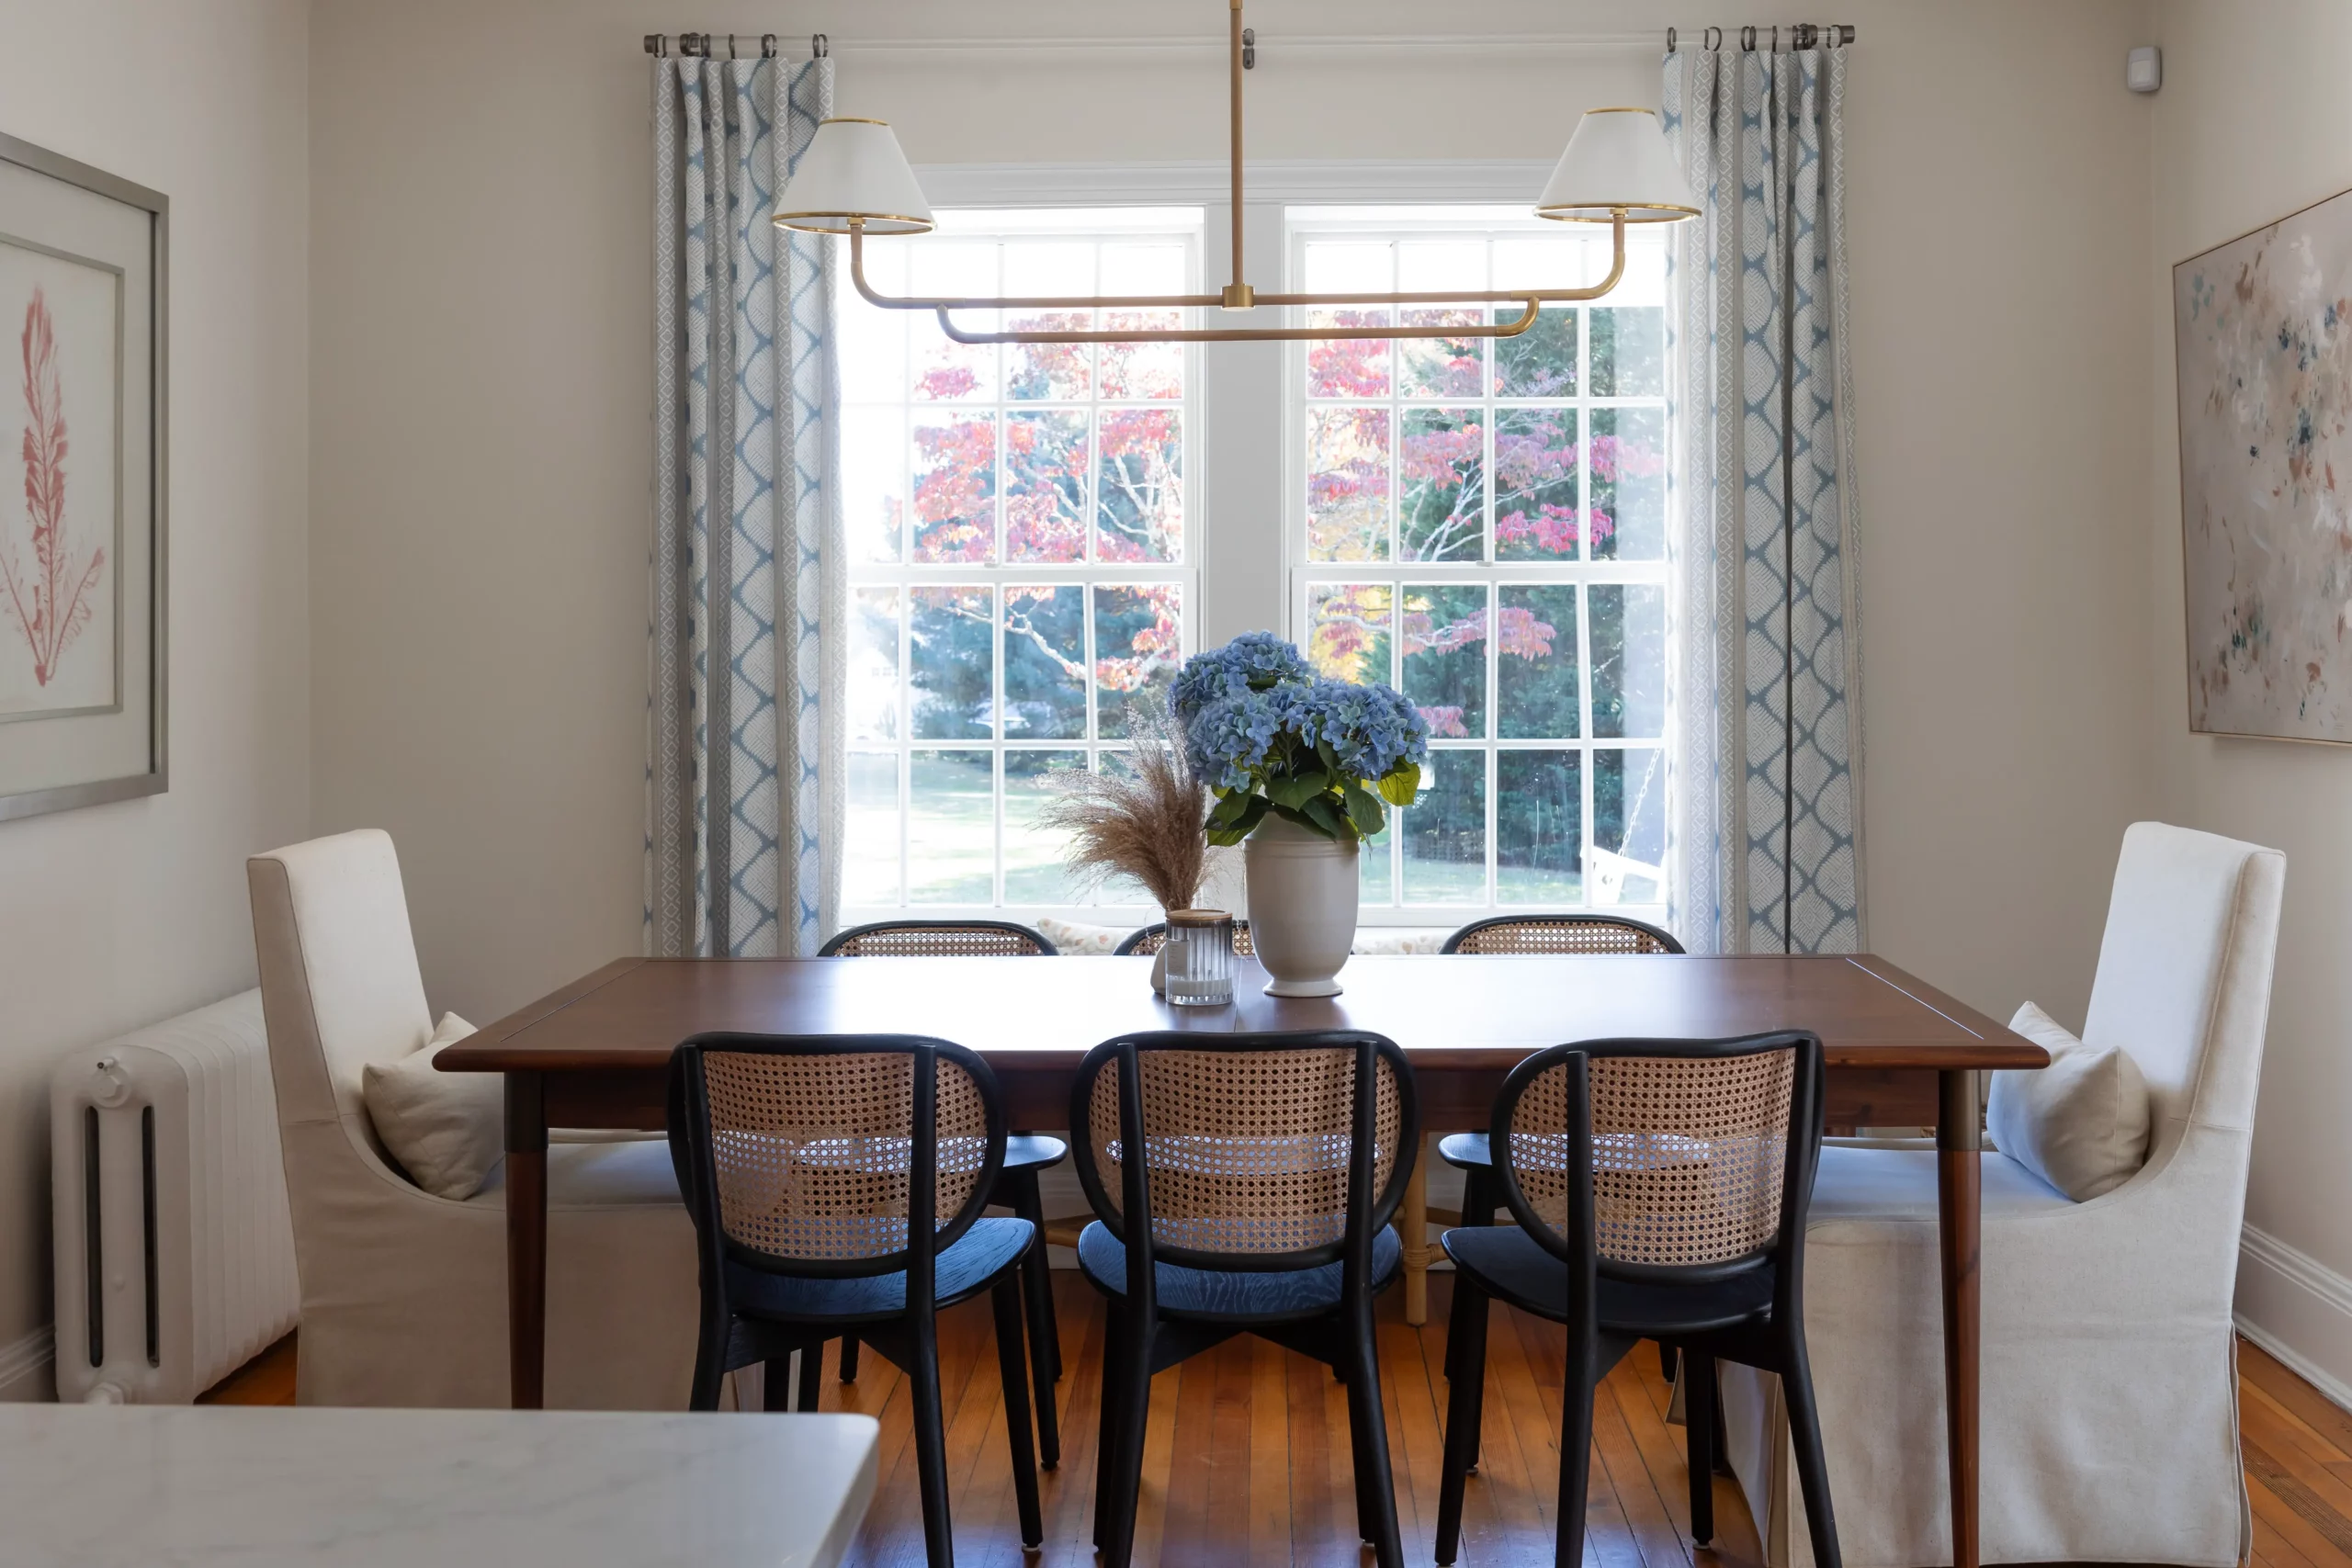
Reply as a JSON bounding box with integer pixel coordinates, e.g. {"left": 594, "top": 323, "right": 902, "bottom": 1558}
{"left": 1661, "top": 42, "right": 1866, "bottom": 955}
{"left": 648, "top": 57, "right": 842, "bottom": 958}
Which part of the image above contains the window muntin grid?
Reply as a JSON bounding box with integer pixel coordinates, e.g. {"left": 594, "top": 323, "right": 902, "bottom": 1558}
{"left": 1287, "top": 209, "right": 1671, "bottom": 918}
{"left": 842, "top": 209, "right": 1203, "bottom": 917}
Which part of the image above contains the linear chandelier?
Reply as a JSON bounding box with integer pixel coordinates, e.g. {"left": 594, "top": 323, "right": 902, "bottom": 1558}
{"left": 771, "top": 2, "right": 1700, "bottom": 345}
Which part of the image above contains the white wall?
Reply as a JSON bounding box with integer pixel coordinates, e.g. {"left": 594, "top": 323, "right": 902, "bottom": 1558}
{"left": 311, "top": 0, "right": 2163, "bottom": 1043}
{"left": 0, "top": 0, "right": 311, "bottom": 1391}
{"left": 2149, "top": 0, "right": 2352, "bottom": 1402}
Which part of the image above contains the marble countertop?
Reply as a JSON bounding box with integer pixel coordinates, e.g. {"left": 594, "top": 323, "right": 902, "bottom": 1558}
{"left": 0, "top": 1404, "right": 879, "bottom": 1566}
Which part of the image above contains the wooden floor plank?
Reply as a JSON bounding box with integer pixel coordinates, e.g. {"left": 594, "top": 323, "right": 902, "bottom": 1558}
{"left": 202, "top": 1313, "right": 2352, "bottom": 1568}
{"left": 194, "top": 1331, "right": 297, "bottom": 1405}
{"left": 2250, "top": 1468, "right": 2333, "bottom": 1568}
{"left": 1249, "top": 1337, "right": 1295, "bottom": 1568}
{"left": 1283, "top": 1340, "right": 1351, "bottom": 1568}
{"left": 2247, "top": 1341, "right": 2352, "bottom": 1461}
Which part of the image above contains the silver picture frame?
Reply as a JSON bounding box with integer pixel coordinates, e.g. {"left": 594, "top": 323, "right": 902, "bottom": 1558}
{"left": 0, "top": 130, "right": 165, "bottom": 819}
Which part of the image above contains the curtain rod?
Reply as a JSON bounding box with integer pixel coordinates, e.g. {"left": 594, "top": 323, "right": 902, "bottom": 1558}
{"left": 642, "top": 27, "right": 1853, "bottom": 62}
{"left": 1666, "top": 25, "right": 1855, "bottom": 51}
{"left": 643, "top": 33, "right": 797, "bottom": 59}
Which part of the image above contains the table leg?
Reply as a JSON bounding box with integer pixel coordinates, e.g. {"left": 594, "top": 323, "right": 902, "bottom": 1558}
{"left": 1401, "top": 1156, "right": 1430, "bottom": 1326}
{"left": 504, "top": 1071, "right": 548, "bottom": 1410}
{"left": 1936, "top": 1068, "right": 1980, "bottom": 1568}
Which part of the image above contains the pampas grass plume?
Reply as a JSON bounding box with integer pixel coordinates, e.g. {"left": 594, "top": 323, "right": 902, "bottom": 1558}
{"left": 1036, "top": 689, "right": 1216, "bottom": 911}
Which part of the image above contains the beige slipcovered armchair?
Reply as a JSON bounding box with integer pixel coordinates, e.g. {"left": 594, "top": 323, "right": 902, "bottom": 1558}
{"left": 248, "top": 829, "right": 697, "bottom": 1407}
{"left": 1723, "top": 821, "right": 2285, "bottom": 1566}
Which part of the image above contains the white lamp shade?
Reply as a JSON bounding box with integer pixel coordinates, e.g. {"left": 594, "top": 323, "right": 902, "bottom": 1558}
{"left": 1535, "top": 107, "right": 1700, "bottom": 223}
{"left": 773, "top": 118, "right": 934, "bottom": 235}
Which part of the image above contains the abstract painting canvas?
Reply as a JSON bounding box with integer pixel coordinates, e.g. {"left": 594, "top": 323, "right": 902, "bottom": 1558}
{"left": 2177, "top": 187, "right": 2352, "bottom": 741}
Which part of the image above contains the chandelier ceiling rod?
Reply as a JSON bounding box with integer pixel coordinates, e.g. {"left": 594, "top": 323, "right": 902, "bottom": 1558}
{"left": 776, "top": 0, "right": 1697, "bottom": 344}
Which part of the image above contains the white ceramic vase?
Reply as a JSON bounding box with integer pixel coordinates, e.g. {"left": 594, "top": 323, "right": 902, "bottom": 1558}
{"left": 1243, "top": 812, "right": 1359, "bottom": 997}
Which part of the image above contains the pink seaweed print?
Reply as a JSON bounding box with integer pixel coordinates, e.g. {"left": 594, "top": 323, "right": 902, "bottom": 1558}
{"left": 5, "top": 288, "right": 104, "bottom": 687}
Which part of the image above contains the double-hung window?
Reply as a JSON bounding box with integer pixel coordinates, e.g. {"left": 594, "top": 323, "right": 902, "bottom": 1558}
{"left": 1288, "top": 207, "right": 1672, "bottom": 919}
{"left": 841, "top": 209, "right": 1202, "bottom": 918}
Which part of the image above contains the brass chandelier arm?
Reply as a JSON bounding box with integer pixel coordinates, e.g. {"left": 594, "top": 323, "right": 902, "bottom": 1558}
{"left": 931, "top": 297, "right": 1544, "bottom": 346}
{"left": 1229, "top": 0, "right": 1246, "bottom": 301}
{"left": 825, "top": 0, "right": 1648, "bottom": 346}
{"left": 844, "top": 217, "right": 1629, "bottom": 341}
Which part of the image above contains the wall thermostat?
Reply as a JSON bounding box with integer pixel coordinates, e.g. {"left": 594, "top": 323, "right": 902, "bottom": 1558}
{"left": 2127, "top": 46, "right": 2162, "bottom": 94}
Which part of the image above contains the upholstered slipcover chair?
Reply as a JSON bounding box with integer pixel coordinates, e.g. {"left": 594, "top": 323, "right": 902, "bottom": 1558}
{"left": 248, "top": 829, "right": 699, "bottom": 1407}
{"left": 1722, "top": 821, "right": 2286, "bottom": 1566}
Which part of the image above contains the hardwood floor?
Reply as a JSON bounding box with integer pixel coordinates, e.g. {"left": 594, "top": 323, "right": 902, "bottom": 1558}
{"left": 197, "top": 1331, "right": 298, "bottom": 1405}
{"left": 201, "top": 1283, "right": 2352, "bottom": 1568}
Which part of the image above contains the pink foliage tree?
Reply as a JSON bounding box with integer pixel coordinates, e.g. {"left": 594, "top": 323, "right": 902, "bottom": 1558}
{"left": 5, "top": 289, "right": 103, "bottom": 687}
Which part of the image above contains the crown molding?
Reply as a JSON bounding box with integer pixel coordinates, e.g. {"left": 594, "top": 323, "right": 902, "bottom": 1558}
{"left": 915, "top": 159, "right": 1555, "bottom": 209}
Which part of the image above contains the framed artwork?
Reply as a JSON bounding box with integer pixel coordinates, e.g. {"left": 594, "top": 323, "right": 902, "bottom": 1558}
{"left": 0, "top": 132, "right": 164, "bottom": 817}
{"left": 2176, "top": 185, "right": 2352, "bottom": 743}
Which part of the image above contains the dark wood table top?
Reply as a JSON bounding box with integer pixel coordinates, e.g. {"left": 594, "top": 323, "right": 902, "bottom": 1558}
{"left": 439, "top": 953, "right": 2046, "bottom": 1077}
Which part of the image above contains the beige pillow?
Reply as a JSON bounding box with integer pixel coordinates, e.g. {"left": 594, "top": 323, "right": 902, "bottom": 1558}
{"left": 1986, "top": 1001, "right": 2151, "bottom": 1201}
{"left": 1033, "top": 915, "right": 1129, "bottom": 954}
{"left": 363, "top": 1012, "right": 500, "bottom": 1200}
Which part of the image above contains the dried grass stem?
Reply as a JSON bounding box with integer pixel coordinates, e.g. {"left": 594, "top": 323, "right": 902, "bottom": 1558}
{"left": 1036, "top": 691, "right": 1212, "bottom": 912}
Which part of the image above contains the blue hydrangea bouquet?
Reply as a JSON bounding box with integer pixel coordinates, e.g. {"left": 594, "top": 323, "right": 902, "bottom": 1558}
{"left": 1171, "top": 632, "right": 1430, "bottom": 847}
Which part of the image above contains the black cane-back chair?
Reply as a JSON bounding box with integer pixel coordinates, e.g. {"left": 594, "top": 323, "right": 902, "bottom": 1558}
{"left": 1435, "top": 1035, "right": 1841, "bottom": 1568}
{"left": 1070, "top": 1031, "right": 1420, "bottom": 1568}
{"left": 814, "top": 919, "right": 1067, "bottom": 1466}
{"left": 667, "top": 1033, "right": 1043, "bottom": 1568}
{"left": 1435, "top": 912, "right": 1687, "bottom": 1381}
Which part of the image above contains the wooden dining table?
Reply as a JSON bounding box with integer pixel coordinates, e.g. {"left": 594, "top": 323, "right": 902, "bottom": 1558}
{"left": 440, "top": 950, "right": 2044, "bottom": 1568}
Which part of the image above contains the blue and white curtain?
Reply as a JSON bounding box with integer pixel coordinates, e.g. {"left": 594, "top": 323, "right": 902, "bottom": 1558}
{"left": 647, "top": 56, "right": 842, "bottom": 958}
{"left": 1662, "top": 41, "right": 1866, "bottom": 955}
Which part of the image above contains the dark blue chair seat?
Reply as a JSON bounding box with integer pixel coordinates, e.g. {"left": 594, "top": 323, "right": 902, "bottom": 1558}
{"left": 725, "top": 1216, "right": 1035, "bottom": 1325}
{"left": 1004, "top": 1133, "right": 1068, "bottom": 1172}
{"left": 1438, "top": 1131, "right": 1490, "bottom": 1171}
{"left": 1442, "top": 1224, "right": 1771, "bottom": 1335}
{"left": 1078, "top": 1221, "right": 1402, "bottom": 1323}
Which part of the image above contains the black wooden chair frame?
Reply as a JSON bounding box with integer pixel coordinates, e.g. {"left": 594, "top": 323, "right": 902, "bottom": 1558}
{"left": 818, "top": 919, "right": 1060, "bottom": 957}
{"left": 1068, "top": 1030, "right": 1420, "bottom": 1568}
{"left": 669, "top": 1032, "right": 1044, "bottom": 1568}
{"left": 1435, "top": 1033, "right": 1841, "bottom": 1568}
{"left": 1436, "top": 912, "right": 1688, "bottom": 1387}
{"left": 814, "top": 919, "right": 1066, "bottom": 1469}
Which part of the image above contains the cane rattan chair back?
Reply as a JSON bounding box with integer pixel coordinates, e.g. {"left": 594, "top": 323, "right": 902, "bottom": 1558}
{"left": 819, "top": 919, "right": 1057, "bottom": 958}
{"left": 1494, "top": 1032, "right": 1821, "bottom": 1283}
{"left": 1441, "top": 912, "right": 1684, "bottom": 955}
{"left": 1069, "top": 1032, "right": 1417, "bottom": 1270}
{"left": 1113, "top": 920, "right": 1256, "bottom": 958}
{"left": 669, "top": 1033, "right": 1006, "bottom": 1278}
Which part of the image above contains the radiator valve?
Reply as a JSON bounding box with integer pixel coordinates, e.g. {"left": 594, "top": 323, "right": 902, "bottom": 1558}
{"left": 89, "top": 1056, "right": 131, "bottom": 1108}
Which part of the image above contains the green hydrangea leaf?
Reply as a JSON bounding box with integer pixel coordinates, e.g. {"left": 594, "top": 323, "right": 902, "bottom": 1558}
{"left": 1377, "top": 762, "right": 1421, "bottom": 808}
{"left": 1204, "top": 793, "right": 1269, "bottom": 846}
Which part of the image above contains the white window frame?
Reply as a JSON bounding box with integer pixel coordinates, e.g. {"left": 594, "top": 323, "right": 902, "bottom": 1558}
{"left": 842, "top": 206, "right": 1204, "bottom": 928}
{"left": 1283, "top": 205, "right": 1673, "bottom": 926}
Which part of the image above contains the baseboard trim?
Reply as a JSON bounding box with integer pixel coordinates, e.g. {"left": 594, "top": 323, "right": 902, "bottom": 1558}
{"left": 0, "top": 1325, "right": 55, "bottom": 1403}
{"left": 2238, "top": 1224, "right": 2352, "bottom": 1414}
